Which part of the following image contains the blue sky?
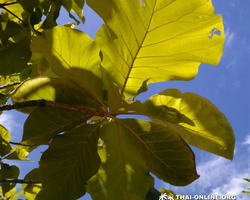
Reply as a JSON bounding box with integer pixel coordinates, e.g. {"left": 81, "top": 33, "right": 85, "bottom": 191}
{"left": 1, "top": 0, "right": 250, "bottom": 199}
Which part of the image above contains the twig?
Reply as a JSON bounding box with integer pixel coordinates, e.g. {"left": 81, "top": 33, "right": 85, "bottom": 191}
{"left": 0, "top": 2, "right": 18, "bottom": 8}
{"left": 2, "top": 6, "right": 24, "bottom": 23}
{"left": 0, "top": 82, "right": 20, "bottom": 90}
{"left": 9, "top": 141, "right": 38, "bottom": 147}
{"left": 0, "top": 179, "right": 41, "bottom": 184}
{"left": 0, "top": 99, "right": 107, "bottom": 117}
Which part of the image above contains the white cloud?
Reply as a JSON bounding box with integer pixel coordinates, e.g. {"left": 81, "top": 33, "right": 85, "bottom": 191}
{"left": 233, "top": 81, "right": 240, "bottom": 89}
{"left": 225, "top": 28, "right": 235, "bottom": 47}
{"left": 163, "top": 140, "right": 250, "bottom": 199}
{"left": 226, "top": 60, "right": 236, "bottom": 70}
{"left": 229, "top": 2, "right": 235, "bottom": 7}
{"left": 0, "top": 112, "right": 21, "bottom": 139}
{"left": 243, "top": 134, "right": 250, "bottom": 145}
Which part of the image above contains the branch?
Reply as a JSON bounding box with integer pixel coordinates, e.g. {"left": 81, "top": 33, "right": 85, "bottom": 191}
{"left": 0, "top": 100, "right": 107, "bottom": 117}
{"left": 9, "top": 141, "right": 38, "bottom": 147}
{"left": 0, "top": 82, "right": 20, "bottom": 90}
{"left": 0, "top": 179, "right": 41, "bottom": 184}
{"left": 0, "top": 2, "right": 18, "bottom": 8}
{"left": 2, "top": 6, "right": 24, "bottom": 23}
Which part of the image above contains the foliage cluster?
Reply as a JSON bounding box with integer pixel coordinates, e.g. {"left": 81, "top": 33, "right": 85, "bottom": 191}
{"left": 0, "top": 0, "right": 235, "bottom": 200}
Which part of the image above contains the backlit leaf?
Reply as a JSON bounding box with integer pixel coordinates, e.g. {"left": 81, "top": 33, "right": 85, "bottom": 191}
{"left": 30, "top": 26, "right": 105, "bottom": 106}
{"left": 87, "top": 121, "right": 154, "bottom": 200}
{"left": 22, "top": 168, "right": 42, "bottom": 200}
{"left": 117, "top": 119, "right": 199, "bottom": 186}
{"left": 1, "top": 1, "right": 24, "bottom": 23}
{"left": 11, "top": 77, "right": 101, "bottom": 113}
{"left": 4, "top": 146, "right": 32, "bottom": 161}
{"left": 88, "top": 0, "right": 225, "bottom": 98}
{"left": 0, "top": 163, "right": 19, "bottom": 196}
{"left": 0, "top": 125, "right": 11, "bottom": 156}
{"left": 143, "top": 89, "right": 235, "bottom": 160}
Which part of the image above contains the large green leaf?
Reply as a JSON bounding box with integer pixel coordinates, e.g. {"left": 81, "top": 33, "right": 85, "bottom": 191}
{"left": 30, "top": 26, "right": 105, "bottom": 107}
{"left": 23, "top": 107, "right": 90, "bottom": 144}
{"left": 87, "top": 121, "right": 154, "bottom": 200}
{"left": 11, "top": 77, "right": 101, "bottom": 113}
{"left": 0, "top": 29, "right": 31, "bottom": 76}
{"left": 36, "top": 124, "right": 101, "bottom": 200}
{"left": 143, "top": 89, "right": 235, "bottom": 160}
{"left": 0, "top": 125, "right": 11, "bottom": 156}
{"left": 88, "top": 0, "right": 225, "bottom": 98}
{"left": 117, "top": 119, "right": 199, "bottom": 186}
{"left": 0, "top": 163, "right": 19, "bottom": 196}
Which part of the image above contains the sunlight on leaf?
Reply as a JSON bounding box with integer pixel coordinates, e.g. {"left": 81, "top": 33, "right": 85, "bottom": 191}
{"left": 88, "top": 0, "right": 225, "bottom": 98}
{"left": 143, "top": 89, "right": 235, "bottom": 160}
{"left": 30, "top": 26, "right": 105, "bottom": 106}
{"left": 117, "top": 118, "right": 199, "bottom": 186}
{"left": 0, "top": 163, "right": 19, "bottom": 196}
{"left": 21, "top": 169, "right": 42, "bottom": 200}
{"left": 11, "top": 77, "right": 101, "bottom": 113}
{"left": 87, "top": 121, "right": 154, "bottom": 200}
{"left": 0, "top": 125, "right": 11, "bottom": 157}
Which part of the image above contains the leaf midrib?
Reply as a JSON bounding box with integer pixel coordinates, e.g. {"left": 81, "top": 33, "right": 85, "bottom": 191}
{"left": 121, "top": 1, "right": 157, "bottom": 96}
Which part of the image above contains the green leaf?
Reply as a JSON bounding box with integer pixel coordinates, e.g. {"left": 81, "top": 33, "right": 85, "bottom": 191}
{"left": 0, "top": 187, "right": 16, "bottom": 200}
{"left": 71, "top": 0, "right": 85, "bottom": 20}
{"left": 20, "top": 68, "right": 32, "bottom": 81}
{"left": 243, "top": 178, "right": 250, "bottom": 183}
{"left": 117, "top": 118, "right": 199, "bottom": 186}
{"left": 0, "top": 163, "right": 19, "bottom": 196}
{"left": 68, "top": 12, "right": 81, "bottom": 25}
{"left": 9, "top": 188, "right": 24, "bottom": 200}
{"left": 0, "top": 93, "right": 8, "bottom": 114}
{"left": 23, "top": 107, "right": 90, "bottom": 144}
{"left": 61, "top": 0, "right": 85, "bottom": 21}
{"left": 143, "top": 89, "right": 235, "bottom": 160}
{"left": 36, "top": 124, "right": 101, "bottom": 200}
{"left": 0, "top": 16, "right": 23, "bottom": 44}
{"left": 108, "top": 82, "right": 146, "bottom": 114}
{"left": 37, "top": 57, "right": 59, "bottom": 77}
{"left": 22, "top": 168, "right": 42, "bottom": 200}
{"left": 4, "top": 146, "right": 32, "bottom": 161}
{"left": 1, "top": 1, "right": 24, "bottom": 23}
{"left": 17, "top": 0, "right": 39, "bottom": 12}
{"left": 0, "top": 125, "right": 11, "bottom": 157}
{"left": 41, "top": 1, "right": 58, "bottom": 29}
{"left": 88, "top": 0, "right": 225, "bottom": 98}
{"left": 30, "top": 26, "right": 105, "bottom": 106}
{"left": 87, "top": 121, "right": 154, "bottom": 200}
{"left": 0, "top": 29, "right": 31, "bottom": 76}
{"left": 11, "top": 77, "right": 101, "bottom": 113}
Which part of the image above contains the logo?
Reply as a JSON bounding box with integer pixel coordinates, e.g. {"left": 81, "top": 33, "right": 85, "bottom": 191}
{"left": 208, "top": 28, "right": 221, "bottom": 39}
{"left": 159, "top": 193, "right": 175, "bottom": 200}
